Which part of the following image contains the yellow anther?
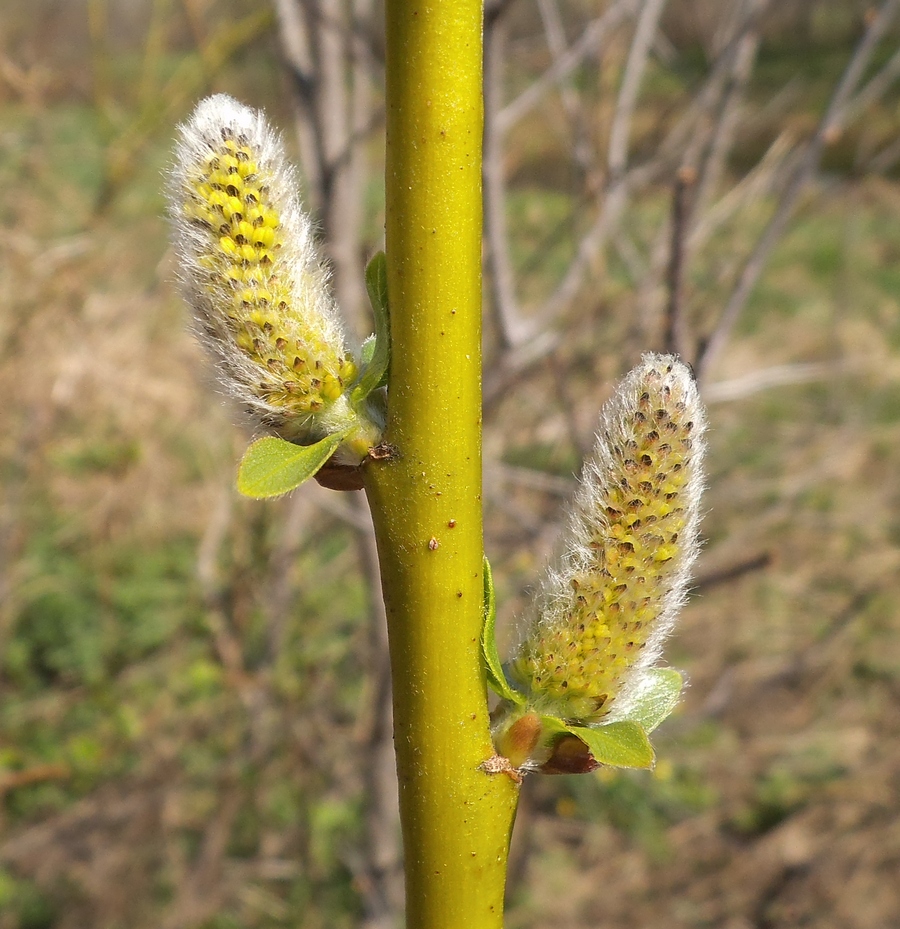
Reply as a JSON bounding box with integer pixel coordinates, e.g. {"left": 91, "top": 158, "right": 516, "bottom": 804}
{"left": 223, "top": 196, "right": 244, "bottom": 219}
{"left": 245, "top": 205, "right": 264, "bottom": 225}
{"left": 225, "top": 173, "right": 244, "bottom": 194}
{"left": 320, "top": 375, "right": 343, "bottom": 401}
{"left": 252, "top": 226, "right": 275, "bottom": 248}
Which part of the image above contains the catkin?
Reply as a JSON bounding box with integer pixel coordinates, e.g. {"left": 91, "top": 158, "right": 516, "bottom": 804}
{"left": 510, "top": 354, "right": 706, "bottom": 724}
{"left": 167, "top": 94, "right": 381, "bottom": 462}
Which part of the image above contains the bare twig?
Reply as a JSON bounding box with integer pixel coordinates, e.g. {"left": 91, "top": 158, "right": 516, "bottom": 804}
{"left": 0, "top": 764, "right": 71, "bottom": 796}
{"left": 161, "top": 786, "right": 243, "bottom": 929}
{"left": 496, "top": 0, "right": 639, "bottom": 135}
{"left": 196, "top": 486, "right": 245, "bottom": 677}
{"left": 490, "top": 0, "right": 783, "bottom": 374}
{"left": 663, "top": 166, "right": 696, "bottom": 357}
{"left": 697, "top": 0, "right": 900, "bottom": 382}
{"left": 867, "top": 133, "right": 900, "bottom": 173}
{"left": 833, "top": 42, "right": 900, "bottom": 134}
{"left": 536, "top": 0, "right": 595, "bottom": 173}
{"left": 607, "top": 0, "right": 668, "bottom": 181}
{"left": 488, "top": 462, "right": 575, "bottom": 496}
{"left": 632, "top": 0, "right": 770, "bottom": 352}
{"left": 693, "top": 551, "right": 772, "bottom": 592}
{"left": 353, "top": 495, "right": 403, "bottom": 929}
{"left": 688, "top": 130, "right": 794, "bottom": 251}
{"left": 274, "top": 0, "right": 324, "bottom": 207}
{"left": 691, "top": 0, "right": 771, "bottom": 219}
{"left": 484, "top": 7, "right": 532, "bottom": 348}
{"left": 535, "top": 0, "right": 667, "bottom": 328}
{"left": 703, "top": 359, "right": 861, "bottom": 403}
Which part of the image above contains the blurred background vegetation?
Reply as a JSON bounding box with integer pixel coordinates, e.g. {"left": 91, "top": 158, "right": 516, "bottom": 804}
{"left": 2, "top": 0, "right": 900, "bottom": 927}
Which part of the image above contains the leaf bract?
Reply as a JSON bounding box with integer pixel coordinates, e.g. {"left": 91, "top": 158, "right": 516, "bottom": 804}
{"left": 352, "top": 251, "right": 391, "bottom": 404}
{"left": 237, "top": 433, "right": 346, "bottom": 499}
{"left": 481, "top": 557, "right": 524, "bottom": 704}
{"left": 566, "top": 720, "right": 655, "bottom": 769}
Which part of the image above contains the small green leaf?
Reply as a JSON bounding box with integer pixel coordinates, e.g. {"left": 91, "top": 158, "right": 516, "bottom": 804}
{"left": 237, "top": 434, "right": 345, "bottom": 499}
{"left": 567, "top": 720, "right": 655, "bottom": 769}
{"left": 621, "top": 668, "right": 683, "bottom": 733}
{"left": 482, "top": 557, "right": 524, "bottom": 704}
{"left": 351, "top": 252, "right": 391, "bottom": 404}
{"left": 360, "top": 334, "right": 377, "bottom": 368}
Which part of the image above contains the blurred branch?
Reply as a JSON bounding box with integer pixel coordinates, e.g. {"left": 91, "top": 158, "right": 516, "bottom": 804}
{"left": 138, "top": 0, "right": 174, "bottom": 110}
{"left": 534, "top": 0, "right": 666, "bottom": 328}
{"left": 94, "top": 7, "right": 274, "bottom": 213}
{"left": 486, "top": 0, "right": 783, "bottom": 388}
{"left": 484, "top": 6, "right": 531, "bottom": 348}
{"left": 833, "top": 41, "right": 900, "bottom": 134}
{"left": 691, "top": 0, "right": 771, "bottom": 218}
{"left": 275, "top": 0, "right": 324, "bottom": 205}
{"left": 866, "top": 132, "right": 900, "bottom": 173}
{"left": 635, "top": 0, "right": 770, "bottom": 355}
{"left": 161, "top": 785, "right": 243, "bottom": 929}
{"left": 196, "top": 486, "right": 246, "bottom": 678}
{"left": 496, "top": 0, "right": 638, "bottom": 135}
{"left": 607, "top": 0, "right": 668, "bottom": 181}
{"left": 260, "top": 491, "right": 320, "bottom": 662}
{"left": 688, "top": 130, "right": 793, "bottom": 251}
{"left": 663, "top": 166, "right": 696, "bottom": 357}
{"left": 353, "top": 495, "right": 403, "bottom": 929}
{"left": 490, "top": 462, "right": 575, "bottom": 497}
{"left": 703, "top": 359, "right": 861, "bottom": 403}
{"left": 696, "top": 0, "right": 900, "bottom": 382}
{"left": 693, "top": 551, "right": 772, "bottom": 592}
{"left": 0, "top": 764, "right": 71, "bottom": 796}
{"left": 536, "top": 0, "right": 595, "bottom": 173}
{"left": 278, "top": 0, "right": 380, "bottom": 333}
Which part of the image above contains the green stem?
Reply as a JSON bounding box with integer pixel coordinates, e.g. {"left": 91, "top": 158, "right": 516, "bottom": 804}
{"left": 363, "top": 2, "right": 519, "bottom": 927}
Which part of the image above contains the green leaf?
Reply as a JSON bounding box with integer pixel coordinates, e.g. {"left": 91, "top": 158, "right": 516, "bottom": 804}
{"left": 481, "top": 557, "right": 524, "bottom": 704}
{"left": 621, "top": 668, "right": 683, "bottom": 733}
{"left": 566, "top": 720, "right": 655, "bottom": 769}
{"left": 352, "top": 251, "right": 391, "bottom": 404}
{"left": 237, "top": 434, "right": 345, "bottom": 499}
{"left": 360, "top": 334, "right": 377, "bottom": 368}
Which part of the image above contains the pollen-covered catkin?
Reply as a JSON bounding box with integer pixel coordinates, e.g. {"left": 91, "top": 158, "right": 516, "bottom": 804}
{"left": 509, "top": 354, "right": 706, "bottom": 724}
{"left": 167, "top": 94, "right": 381, "bottom": 463}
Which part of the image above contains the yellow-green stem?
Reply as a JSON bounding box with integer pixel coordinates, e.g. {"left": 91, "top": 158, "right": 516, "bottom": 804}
{"left": 364, "top": 2, "right": 519, "bottom": 927}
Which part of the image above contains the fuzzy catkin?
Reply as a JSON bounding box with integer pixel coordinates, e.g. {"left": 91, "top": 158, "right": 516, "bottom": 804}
{"left": 510, "top": 354, "right": 706, "bottom": 724}
{"left": 168, "top": 94, "right": 380, "bottom": 462}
